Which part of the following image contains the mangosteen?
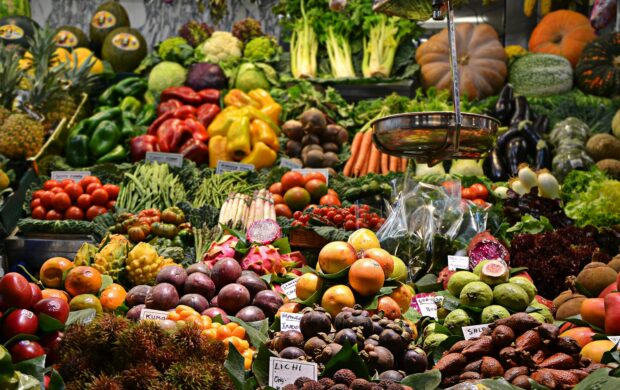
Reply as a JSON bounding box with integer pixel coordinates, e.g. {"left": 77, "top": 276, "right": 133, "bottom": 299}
{"left": 378, "top": 370, "right": 405, "bottom": 382}
{"left": 400, "top": 347, "right": 428, "bottom": 374}
{"left": 372, "top": 321, "right": 384, "bottom": 335}
{"left": 364, "top": 335, "right": 380, "bottom": 348}
{"left": 334, "top": 307, "right": 353, "bottom": 330}
{"left": 362, "top": 345, "right": 394, "bottom": 372}
{"left": 304, "top": 336, "right": 327, "bottom": 357}
{"left": 379, "top": 328, "right": 408, "bottom": 357}
{"left": 299, "top": 309, "right": 331, "bottom": 340}
{"left": 276, "top": 330, "right": 305, "bottom": 351}
{"left": 345, "top": 308, "right": 373, "bottom": 337}
{"left": 279, "top": 346, "right": 306, "bottom": 360}
{"left": 316, "top": 343, "right": 342, "bottom": 363}
{"left": 334, "top": 328, "right": 362, "bottom": 349}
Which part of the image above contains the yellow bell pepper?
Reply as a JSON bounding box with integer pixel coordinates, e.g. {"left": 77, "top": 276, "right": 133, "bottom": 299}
{"left": 241, "top": 141, "right": 277, "bottom": 170}
{"left": 238, "top": 106, "right": 280, "bottom": 135}
{"left": 249, "top": 89, "right": 282, "bottom": 124}
{"left": 208, "top": 135, "right": 229, "bottom": 168}
{"left": 226, "top": 116, "right": 251, "bottom": 161}
{"left": 224, "top": 89, "right": 260, "bottom": 108}
{"left": 207, "top": 107, "right": 241, "bottom": 138}
{"left": 250, "top": 119, "right": 279, "bottom": 151}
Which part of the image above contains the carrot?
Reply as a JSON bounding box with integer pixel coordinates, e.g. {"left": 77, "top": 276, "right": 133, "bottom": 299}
{"left": 353, "top": 131, "right": 373, "bottom": 176}
{"left": 369, "top": 144, "right": 381, "bottom": 174}
{"left": 360, "top": 143, "right": 372, "bottom": 176}
{"left": 343, "top": 131, "right": 363, "bottom": 176}
{"left": 381, "top": 153, "right": 389, "bottom": 174}
{"left": 389, "top": 156, "right": 399, "bottom": 172}
{"left": 400, "top": 158, "right": 408, "bottom": 172}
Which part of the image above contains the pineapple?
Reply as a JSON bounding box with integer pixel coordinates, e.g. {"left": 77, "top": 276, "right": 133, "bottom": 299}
{"left": 0, "top": 112, "right": 45, "bottom": 159}
{"left": 0, "top": 45, "right": 23, "bottom": 121}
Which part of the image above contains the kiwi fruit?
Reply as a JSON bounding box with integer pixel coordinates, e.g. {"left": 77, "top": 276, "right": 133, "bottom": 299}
{"left": 556, "top": 296, "right": 587, "bottom": 319}
{"left": 576, "top": 263, "right": 618, "bottom": 296}
{"left": 607, "top": 254, "right": 620, "bottom": 272}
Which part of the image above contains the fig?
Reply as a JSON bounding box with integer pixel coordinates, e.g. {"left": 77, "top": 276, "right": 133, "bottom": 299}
{"left": 184, "top": 272, "right": 216, "bottom": 299}
{"left": 236, "top": 306, "right": 266, "bottom": 322}
{"left": 211, "top": 257, "right": 243, "bottom": 290}
{"left": 378, "top": 370, "right": 404, "bottom": 382}
{"left": 236, "top": 274, "right": 268, "bottom": 299}
{"left": 179, "top": 294, "right": 209, "bottom": 313}
{"left": 10, "top": 340, "right": 45, "bottom": 362}
{"left": 155, "top": 265, "right": 187, "bottom": 292}
{"left": 145, "top": 283, "right": 179, "bottom": 311}
{"left": 202, "top": 307, "right": 230, "bottom": 323}
{"left": 126, "top": 304, "right": 145, "bottom": 321}
{"left": 299, "top": 308, "right": 332, "bottom": 339}
{"left": 2, "top": 309, "right": 38, "bottom": 339}
{"left": 304, "top": 336, "right": 327, "bottom": 357}
{"left": 187, "top": 263, "right": 211, "bottom": 275}
{"left": 401, "top": 347, "right": 428, "bottom": 374}
{"left": 125, "top": 285, "right": 151, "bottom": 307}
{"left": 276, "top": 330, "right": 305, "bottom": 351}
{"left": 218, "top": 283, "right": 251, "bottom": 314}
{"left": 252, "top": 290, "right": 283, "bottom": 318}
{"left": 279, "top": 346, "right": 306, "bottom": 359}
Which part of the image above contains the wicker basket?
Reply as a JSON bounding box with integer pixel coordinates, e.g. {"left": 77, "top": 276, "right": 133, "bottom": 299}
{"left": 289, "top": 228, "right": 328, "bottom": 249}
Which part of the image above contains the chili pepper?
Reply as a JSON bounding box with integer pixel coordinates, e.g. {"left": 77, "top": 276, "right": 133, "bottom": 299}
{"left": 130, "top": 134, "right": 158, "bottom": 161}
{"left": 157, "top": 118, "right": 194, "bottom": 152}
{"left": 94, "top": 105, "right": 113, "bottom": 114}
{"left": 207, "top": 106, "right": 241, "bottom": 137}
{"left": 224, "top": 89, "right": 260, "bottom": 108}
{"left": 208, "top": 135, "right": 229, "bottom": 168}
{"left": 196, "top": 103, "right": 220, "bottom": 129}
{"left": 151, "top": 222, "right": 179, "bottom": 239}
{"left": 184, "top": 117, "right": 209, "bottom": 143}
{"left": 136, "top": 104, "right": 157, "bottom": 126}
{"left": 89, "top": 120, "right": 121, "bottom": 157}
{"left": 171, "top": 105, "right": 196, "bottom": 120}
{"left": 65, "top": 134, "right": 91, "bottom": 167}
{"left": 197, "top": 89, "right": 221, "bottom": 105}
{"left": 147, "top": 110, "right": 175, "bottom": 135}
{"left": 157, "top": 99, "right": 183, "bottom": 116}
{"left": 161, "top": 206, "right": 186, "bottom": 225}
{"left": 119, "top": 96, "right": 142, "bottom": 116}
{"left": 179, "top": 138, "right": 209, "bottom": 165}
{"left": 248, "top": 88, "right": 282, "bottom": 123}
{"left": 241, "top": 141, "right": 277, "bottom": 170}
{"left": 96, "top": 144, "right": 127, "bottom": 164}
{"left": 160, "top": 86, "right": 203, "bottom": 105}
{"left": 226, "top": 116, "right": 251, "bottom": 160}
{"left": 250, "top": 119, "right": 279, "bottom": 151}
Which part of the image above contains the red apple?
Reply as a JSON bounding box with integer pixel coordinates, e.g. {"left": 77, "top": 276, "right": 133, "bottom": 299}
{"left": 2, "top": 309, "right": 39, "bottom": 339}
{"left": 9, "top": 340, "right": 45, "bottom": 362}
{"left": 40, "top": 330, "right": 63, "bottom": 364}
{"left": 28, "top": 283, "right": 42, "bottom": 308}
{"left": 33, "top": 298, "right": 69, "bottom": 324}
{"left": 0, "top": 273, "right": 33, "bottom": 309}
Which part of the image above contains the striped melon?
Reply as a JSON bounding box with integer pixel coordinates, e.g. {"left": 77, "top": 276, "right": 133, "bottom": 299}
{"left": 509, "top": 54, "right": 573, "bottom": 97}
{"left": 0, "top": 0, "right": 30, "bottom": 19}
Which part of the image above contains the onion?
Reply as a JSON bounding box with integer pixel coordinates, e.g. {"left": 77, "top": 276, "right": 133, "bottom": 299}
{"left": 537, "top": 170, "right": 560, "bottom": 199}
{"left": 493, "top": 186, "right": 509, "bottom": 199}
{"left": 509, "top": 178, "right": 528, "bottom": 195}
{"left": 517, "top": 164, "right": 537, "bottom": 191}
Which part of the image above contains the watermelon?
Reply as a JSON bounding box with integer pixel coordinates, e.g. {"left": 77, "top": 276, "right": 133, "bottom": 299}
{"left": 509, "top": 54, "right": 573, "bottom": 97}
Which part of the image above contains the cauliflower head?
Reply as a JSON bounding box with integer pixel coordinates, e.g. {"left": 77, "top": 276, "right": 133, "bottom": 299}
{"left": 243, "top": 36, "right": 281, "bottom": 63}
{"left": 196, "top": 31, "right": 243, "bottom": 65}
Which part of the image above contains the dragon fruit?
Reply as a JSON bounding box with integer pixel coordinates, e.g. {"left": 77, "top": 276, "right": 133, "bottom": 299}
{"left": 437, "top": 266, "right": 455, "bottom": 290}
{"left": 241, "top": 245, "right": 297, "bottom": 275}
{"left": 281, "top": 251, "right": 306, "bottom": 269}
{"left": 203, "top": 235, "right": 239, "bottom": 268}
{"left": 468, "top": 239, "right": 510, "bottom": 269}
{"left": 246, "top": 219, "right": 281, "bottom": 245}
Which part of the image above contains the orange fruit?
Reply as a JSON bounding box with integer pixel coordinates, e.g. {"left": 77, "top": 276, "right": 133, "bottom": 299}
{"left": 581, "top": 340, "right": 616, "bottom": 363}
{"left": 389, "top": 284, "right": 414, "bottom": 313}
{"left": 39, "top": 257, "right": 74, "bottom": 288}
{"left": 280, "top": 171, "right": 304, "bottom": 192}
{"left": 41, "top": 288, "right": 70, "bottom": 302}
{"left": 321, "top": 285, "right": 355, "bottom": 317}
{"left": 64, "top": 266, "right": 102, "bottom": 297}
{"left": 580, "top": 298, "right": 605, "bottom": 329}
{"left": 363, "top": 248, "right": 394, "bottom": 278}
{"left": 100, "top": 285, "right": 127, "bottom": 312}
{"left": 106, "top": 283, "right": 126, "bottom": 293}
{"left": 295, "top": 273, "right": 323, "bottom": 301}
{"left": 318, "top": 241, "right": 357, "bottom": 274}
{"left": 560, "top": 327, "right": 596, "bottom": 348}
{"left": 348, "top": 258, "right": 385, "bottom": 296}
{"left": 377, "top": 296, "right": 401, "bottom": 320}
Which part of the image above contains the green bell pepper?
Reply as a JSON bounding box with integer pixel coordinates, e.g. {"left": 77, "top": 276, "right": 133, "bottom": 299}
{"left": 136, "top": 104, "right": 156, "bottom": 126}
{"left": 65, "top": 134, "right": 91, "bottom": 167}
{"left": 89, "top": 120, "right": 121, "bottom": 158}
{"left": 77, "top": 107, "right": 123, "bottom": 137}
{"left": 120, "top": 111, "right": 136, "bottom": 139}
{"left": 120, "top": 96, "right": 142, "bottom": 116}
{"left": 98, "top": 77, "right": 147, "bottom": 106}
{"left": 96, "top": 144, "right": 127, "bottom": 164}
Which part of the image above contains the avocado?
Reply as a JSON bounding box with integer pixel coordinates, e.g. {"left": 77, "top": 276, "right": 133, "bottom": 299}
{"left": 101, "top": 27, "right": 146, "bottom": 73}
{"left": 54, "top": 25, "right": 89, "bottom": 49}
{"left": 0, "top": 15, "right": 38, "bottom": 48}
{"left": 89, "top": 0, "right": 129, "bottom": 54}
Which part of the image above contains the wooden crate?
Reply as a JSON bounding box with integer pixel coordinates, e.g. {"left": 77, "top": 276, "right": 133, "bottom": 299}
{"left": 289, "top": 228, "right": 328, "bottom": 249}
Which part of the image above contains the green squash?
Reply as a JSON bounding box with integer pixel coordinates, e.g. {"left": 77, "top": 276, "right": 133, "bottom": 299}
{"left": 509, "top": 54, "right": 573, "bottom": 97}
{"left": 89, "top": 0, "right": 130, "bottom": 54}
{"left": 102, "top": 27, "right": 147, "bottom": 73}
{"left": 575, "top": 32, "right": 620, "bottom": 98}
{"left": 54, "top": 25, "right": 89, "bottom": 50}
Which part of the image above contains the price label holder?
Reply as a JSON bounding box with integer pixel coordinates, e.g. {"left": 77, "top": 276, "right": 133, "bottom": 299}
{"left": 608, "top": 336, "right": 620, "bottom": 344}
{"left": 448, "top": 255, "right": 470, "bottom": 271}
{"left": 145, "top": 152, "right": 184, "bottom": 168}
{"left": 463, "top": 324, "right": 491, "bottom": 340}
{"left": 216, "top": 160, "right": 255, "bottom": 174}
{"left": 416, "top": 297, "right": 438, "bottom": 320}
{"left": 280, "top": 158, "right": 303, "bottom": 169}
{"left": 292, "top": 168, "right": 329, "bottom": 185}
{"left": 51, "top": 171, "right": 90, "bottom": 182}
{"left": 269, "top": 357, "right": 318, "bottom": 389}
{"left": 280, "top": 312, "right": 303, "bottom": 332}
{"left": 139, "top": 308, "right": 169, "bottom": 321}
{"left": 280, "top": 278, "right": 299, "bottom": 300}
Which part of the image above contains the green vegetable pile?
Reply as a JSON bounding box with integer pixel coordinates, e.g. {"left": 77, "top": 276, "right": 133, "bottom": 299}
{"left": 192, "top": 171, "right": 261, "bottom": 209}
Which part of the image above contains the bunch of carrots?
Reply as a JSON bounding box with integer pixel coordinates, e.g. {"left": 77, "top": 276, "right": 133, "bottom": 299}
{"left": 343, "top": 130, "right": 408, "bottom": 177}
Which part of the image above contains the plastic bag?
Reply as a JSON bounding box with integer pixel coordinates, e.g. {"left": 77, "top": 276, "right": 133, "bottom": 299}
{"left": 549, "top": 117, "right": 590, "bottom": 147}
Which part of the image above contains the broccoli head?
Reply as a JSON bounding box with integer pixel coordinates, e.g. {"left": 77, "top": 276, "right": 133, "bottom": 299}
{"left": 243, "top": 36, "right": 281, "bottom": 64}
{"left": 178, "top": 20, "right": 213, "bottom": 47}
{"left": 157, "top": 37, "right": 194, "bottom": 63}
{"left": 231, "top": 17, "right": 263, "bottom": 43}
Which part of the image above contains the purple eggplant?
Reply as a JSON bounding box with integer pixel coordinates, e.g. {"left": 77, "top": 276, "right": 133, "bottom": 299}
{"left": 535, "top": 140, "right": 552, "bottom": 170}
{"left": 484, "top": 148, "right": 508, "bottom": 181}
{"left": 494, "top": 84, "right": 514, "bottom": 125}
{"left": 510, "top": 96, "right": 532, "bottom": 125}
{"left": 505, "top": 136, "right": 529, "bottom": 176}
{"left": 533, "top": 115, "right": 549, "bottom": 135}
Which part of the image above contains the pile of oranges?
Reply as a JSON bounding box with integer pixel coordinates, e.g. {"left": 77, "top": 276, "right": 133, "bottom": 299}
{"left": 168, "top": 305, "right": 255, "bottom": 369}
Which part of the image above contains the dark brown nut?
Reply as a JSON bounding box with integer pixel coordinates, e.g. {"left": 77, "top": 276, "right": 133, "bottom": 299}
{"left": 504, "top": 366, "right": 529, "bottom": 382}
{"left": 463, "top": 359, "right": 483, "bottom": 373}
{"left": 511, "top": 375, "right": 532, "bottom": 389}
{"left": 490, "top": 313, "right": 541, "bottom": 334}
{"left": 480, "top": 356, "right": 505, "bottom": 378}
{"left": 492, "top": 325, "right": 515, "bottom": 348}
{"left": 462, "top": 336, "right": 493, "bottom": 359}
{"left": 433, "top": 353, "right": 467, "bottom": 375}
{"left": 459, "top": 371, "right": 482, "bottom": 381}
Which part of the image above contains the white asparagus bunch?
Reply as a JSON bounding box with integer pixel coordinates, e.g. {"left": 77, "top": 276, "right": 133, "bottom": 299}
{"left": 245, "top": 190, "right": 276, "bottom": 229}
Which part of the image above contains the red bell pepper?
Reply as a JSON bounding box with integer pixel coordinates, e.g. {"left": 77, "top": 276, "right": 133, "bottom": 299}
{"left": 179, "top": 139, "right": 209, "bottom": 164}
{"left": 156, "top": 119, "right": 194, "bottom": 152}
{"left": 148, "top": 110, "right": 175, "bottom": 135}
{"left": 130, "top": 134, "right": 158, "bottom": 161}
{"left": 605, "top": 293, "right": 620, "bottom": 335}
{"left": 196, "top": 103, "right": 220, "bottom": 129}
{"left": 198, "top": 89, "right": 221, "bottom": 105}
{"left": 160, "top": 86, "right": 203, "bottom": 105}
{"left": 184, "top": 118, "right": 209, "bottom": 143}
{"left": 171, "top": 105, "right": 196, "bottom": 120}
{"left": 157, "top": 99, "right": 183, "bottom": 116}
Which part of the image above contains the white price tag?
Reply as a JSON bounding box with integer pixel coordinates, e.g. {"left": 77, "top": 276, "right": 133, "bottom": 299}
{"left": 281, "top": 278, "right": 299, "bottom": 300}
{"left": 280, "top": 158, "right": 303, "bottom": 169}
{"left": 145, "top": 152, "right": 184, "bottom": 168}
{"left": 280, "top": 312, "right": 303, "bottom": 332}
{"left": 216, "top": 160, "right": 255, "bottom": 174}
{"left": 269, "top": 357, "right": 318, "bottom": 389}
{"left": 292, "top": 168, "right": 329, "bottom": 185}
{"left": 51, "top": 171, "right": 90, "bottom": 182}
{"left": 448, "top": 255, "right": 470, "bottom": 271}
{"left": 608, "top": 336, "right": 620, "bottom": 344}
{"left": 463, "top": 324, "right": 491, "bottom": 340}
{"left": 416, "top": 297, "right": 438, "bottom": 319}
{"left": 139, "top": 308, "right": 169, "bottom": 321}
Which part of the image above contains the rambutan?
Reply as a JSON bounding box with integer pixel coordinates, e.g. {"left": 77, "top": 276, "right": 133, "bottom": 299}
{"left": 119, "top": 363, "right": 160, "bottom": 389}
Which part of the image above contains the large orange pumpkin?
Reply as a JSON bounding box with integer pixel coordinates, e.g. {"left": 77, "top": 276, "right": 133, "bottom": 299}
{"left": 416, "top": 23, "right": 507, "bottom": 100}
{"left": 528, "top": 10, "right": 595, "bottom": 68}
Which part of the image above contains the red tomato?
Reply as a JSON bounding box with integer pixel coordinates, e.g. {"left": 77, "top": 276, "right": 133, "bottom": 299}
{"left": 59, "top": 179, "right": 73, "bottom": 189}
{"left": 86, "top": 183, "right": 102, "bottom": 195}
{"left": 274, "top": 204, "right": 293, "bottom": 218}
{"left": 64, "top": 206, "right": 84, "bottom": 220}
{"left": 269, "top": 182, "right": 283, "bottom": 195}
{"left": 106, "top": 200, "right": 116, "bottom": 209}
{"left": 50, "top": 187, "right": 64, "bottom": 194}
{"left": 472, "top": 198, "right": 487, "bottom": 208}
{"left": 45, "top": 210, "right": 63, "bottom": 220}
{"left": 280, "top": 171, "right": 304, "bottom": 192}
{"left": 63, "top": 183, "right": 83, "bottom": 201}
{"left": 470, "top": 183, "right": 489, "bottom": 200}
{"left": 40, "top": 191, "right": 54, "bottom": 209}
{"left": 76, "top": 194, "right": 92, "bottom": 210}
{"left": 30, "top": 198, "right": 42, "bottom": 210}
{"left": 52, "top": 192, "right": 71, "bottom": 212}
{"left": 319, "top": 194, "right": 341, "bottom": 207}
{"left": 91, "top": 188, "right": 109, "bottom": 206}
{"left": 303, "top": 172, "right": 327, "bottom": 185}
{"left": 79, "top": 176, "right": 101, "bottom": 191}
{"left": 102, "top": 184, "right": 119, "bottom": 200}
{"left": 327, "top": 189, "right": 339, "bottom": 199}
{"left": 272, "top": 194, "right": 284, "bottom": 204}
{"left": 32, "top": 190, "right": 45, "bottom": 200}
{"left": 31, "top": 206, "right": 46, "bottom": 219}
{"left": 461, "top": 188, "right": 476, "bottom": 200}
{"left": 442, "top": 181, "right": 459, "bottom": 194}
{"left": 86, "top": 205, "right": 107, "bottom": 221}
{"left": 43, "top": 180, "right": 60, "bottom": 190}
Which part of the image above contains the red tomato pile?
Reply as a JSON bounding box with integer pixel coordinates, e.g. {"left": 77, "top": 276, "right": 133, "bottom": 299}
{"left": 460, "top": 183, "right": 490, "bottom": 207}
{"left": 30, "top": 176, "right": 120, "bottom": 221}
{"left": 292, "top": 204, "right": 385, "bottom": 231}
{"left": 269, "top": 171, "right": 341, "bottom": 218}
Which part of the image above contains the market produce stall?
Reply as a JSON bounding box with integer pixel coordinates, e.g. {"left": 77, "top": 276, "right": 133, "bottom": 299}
{"left": 0, "top": 0, "right": 619, "bottom": 389}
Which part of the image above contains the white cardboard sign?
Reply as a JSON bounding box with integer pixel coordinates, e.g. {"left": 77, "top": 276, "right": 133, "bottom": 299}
{"left": 269, "top": 357, "right": 318, "bottom": 389}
